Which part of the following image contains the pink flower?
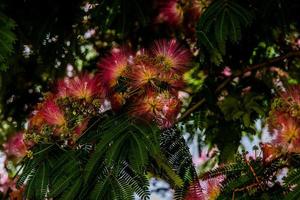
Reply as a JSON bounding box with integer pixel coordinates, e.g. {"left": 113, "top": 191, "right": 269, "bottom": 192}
{"left": 156, "top": 0, "right": 184, "bottom": 26}
{"left": 0, "top": 170, "right": 10, "bottom": 195}
{"left": 185, "top": 181, "right": 203, "bottom": 200}
{"left": 56, "top": 79, "right": 69, "bottom": 98}
{"left": 56, "top": 74, "right": 103, "bottom": 101}
{"left": 297, "top": 39, "right": 300, "bottom": 47}
{"left": 109, "top": 92, "right": 128, "bottom": 111}
{"left": 130, "top": 91, "right": 181, "bottom": 128}
{"left": 260, "top": 143, "right": 282, "bottom": 163}
{"left": 74, "top": 119, "right": 89, "bottom": 136}
{"left": 130, "top": 92, "right": 164, "bottom": 121}
{"left": 201, "top": 176, "right": 224, "bottom": 200}
{"left": 186, "top": 0, "right": 202, "bottom": 22}
{"left": 0, "top": 170, "right": 24, "bottom": 199}
{"left": 3, "top": 132, "right": 27, "bottom": 158}
{"left": 280, "top": 86, "right": 300, "bottom": 109}
{"left": 127, "top": 62, "right": 159, "bottom": 91}
{"left": 39, "top": 99, "right": 66, "bottom": 127}
{"left": 185, "top": 175, "right": 224, "bottom": 200}
{"left": 152, "top": 39, "right": 190, "bottom": 74}
{"left": 273, "top": 116, "right": 300, "bottom": 153}
{"left": 222, "top": 66, "right": 232, "bottom": 77}
{"left": 156, "top": 94, "right": 181, "bottom": 128}
{"left": 9, "top": 186, "right": 24, "bottom": 200}
{"left": 158, "top": 71, "right": 185, "bottom": 91}
{"left": 267, "top": 85, "right": 300, "bottom": 153}
{"left": 98, "top": 47, "right": 132, "bottom": 90}
{"left": 28, "top": 110, "right": 45, "bottom": 129}
{"left": 193, "top": 147, "right": 218, "bottom": 167}
{"left": 185, "top": 0, "right": 212, "bottom": 23}
{"left": 69, "top": 74, "right": 102, "bottom": 101}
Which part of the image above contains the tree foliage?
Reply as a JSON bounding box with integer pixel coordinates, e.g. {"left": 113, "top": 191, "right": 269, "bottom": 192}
{"left": 1, "top": 0, "right": 300, "bottom": 199}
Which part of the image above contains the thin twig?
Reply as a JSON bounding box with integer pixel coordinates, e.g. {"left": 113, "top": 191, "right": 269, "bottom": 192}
{"left": 241, "top": 51, "right": 300, "bottom": 74}
{"left": 243, "top": 154, "right": 263, "bottom": 190}
{"left": 232, "top": 183, "right": 260, "bottom": 200}
{"left": 178, "top": 51, "right": 300, "bottom": 122}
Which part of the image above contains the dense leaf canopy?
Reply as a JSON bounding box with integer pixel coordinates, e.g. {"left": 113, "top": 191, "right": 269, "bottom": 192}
{"left": 1, "top": 0, "right": 300, "bottom": 199}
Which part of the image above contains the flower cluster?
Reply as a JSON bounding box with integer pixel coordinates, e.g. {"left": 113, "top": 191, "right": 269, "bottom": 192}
{"left": 3, "top": 132, "right": 27, "bottom": 159}
{"left": 185, "top": 175, "right": 224, "bottom": 200}
{"left": 266, "top": 85, "right": 300, "bottom": 158}
{"left": 156, "top": 0, "right": 185, "bottom": 26}
{"left": 98, "top": 39, "right": 190, "bottom": 128}
{"left": 1, "top": 132, "right": 27, "bottom": 198}
{"left": 21, "top": 39, "right": 189, "bottom": 146}
{"left": 155, "top": 0, "right": 212, "bottom": 33}
{"left": 0, "top": 170, "right": 24, "bottom": 200}
{"left": 25, "top": 73, "right": 105, "bottom": 145}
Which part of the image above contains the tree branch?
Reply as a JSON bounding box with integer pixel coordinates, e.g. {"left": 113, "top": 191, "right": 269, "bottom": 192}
{"left": 178, "top": 51, "right": 300, "bottom": 122}
{"left": 239, "top": 51, "right": 300, "bottom": 75}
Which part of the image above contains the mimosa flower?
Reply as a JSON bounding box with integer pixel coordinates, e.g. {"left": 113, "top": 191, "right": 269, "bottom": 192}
{"left": 0, "top": 172, "right": 24, "bottom": 199}
{"left": 9, "top": 186, "right": 24, "bottom": 200}
{"left": 56, "top": 79, "right": 69, "bottom": 98}
{"left": 279, "top": 86, "right": 300, "bottom": 119}
{"left": 156, "top": 94, "right": 181, "bottom": 128}
{"left": 156, "top": 0, "right": 184, "bottom": 26}
{"left": 130, "top": 91, "right": 181, "bottom": 128}
{"left": 130, "top": 92, "right": 164, "bottom": 121}
{"left": 3, "top": 132, "right": 27, "bottom": 158}
{"left": 186, "top": 0, "right": 202, "bottom": 22}
{"left": 56, "top": 73, "right": 103, "bottom": 101}
{"left": 222, "top": 66, "right": 232, "bottom": 77}
{"left": 0, "top": 170, "right": 9, "bottom": 194}
{"left": 185, "top": 175, "right": 224, "bottom": 200}
{"left": 260, "top": 143, "right": 282, "bottom": 163}
{"left": 28, "top": 110, "right": 45, "bottom": 129}
{"left": 39, "top": 99, "right": 66, "bottom": 127}
{"left": 109, "top": 92, "right": 128, "bottom": 111}
{"left": 65, "top": 73, "right": 103, "bottom": 101}
{"left": 98, "top": 47, "right": 131, "bottom": 90}
{"left": 186, "top": 0, "right": 212, "bottom": 23}
{"left": 273, "top": 116, "right": 300, "bottom": 153}
{"left": 185, "top": 181, "right": 203, "bottom": 200}
{"left": 202, "top": 176, "right": 224, "bottom": 200}
{"left": 127, "top": 62, "right": 159, "bottom": 91}
{"left": 158, "top": 71, "right": 185, "bottom": 91}
{"left": 74, "top": 119, "right": 89, "bottom": 136}
{"left": 152, "top": 39, "right": 190, "bottom": 73}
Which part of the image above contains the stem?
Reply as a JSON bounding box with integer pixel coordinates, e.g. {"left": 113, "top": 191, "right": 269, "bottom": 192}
{"left": 33, "top": 144, "right": 55, "bottom": 156}
{"left": 178, "top": 51, "right": 300, "bottom": 122}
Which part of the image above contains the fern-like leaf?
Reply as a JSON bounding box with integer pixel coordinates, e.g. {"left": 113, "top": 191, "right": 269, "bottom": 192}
{"left": 59, "top": 178, "right": 82, "bottom": 200}
{"left": 35, "top": 162, "right": 49, "bottom": 199}
{"left": 197, "top": 0, "right": 253, "bottom": 64}
{"left": 160, "top": 128, "right": 200, "bottom": 200}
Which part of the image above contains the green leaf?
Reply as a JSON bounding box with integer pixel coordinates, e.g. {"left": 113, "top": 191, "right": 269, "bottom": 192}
{"left": 197, "top": 0, "right": 253, "bottom": 62}
{"left": 35, "top": 162, "right": 49, "bottom": 199}
{"left": 90, "top": 176, "right": 111, "bottom": 200}
{"left": 24, "top": 168, "right": 38, "bottom": 199}
{"left": 153, "top": 155, "right": 184, "bottom": 187}
{"left": 106, "top": 132, "right": 129, "bottom": 165}
{"left": 128, "top": 131, "right": 149, "bottom": 172}
{"left": 120, "top": 169, "right": 149, "bottom": 199}
{"left": 50, "top": 171, "right": 79, "bottom": 197}
{"left": 0, "top": 11, "right": 16, "bottom": 71}
{"left": 60, "top": 178, "right": 82, "bottom": 200}
{"left": 242, "top": 113, "right": 251, "bottom": 127}
{"left": 285, "top": 186, "right": 300, "bottom": 200}
{"left": 84, "top": 117, "right": 130, "bottom": 183}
